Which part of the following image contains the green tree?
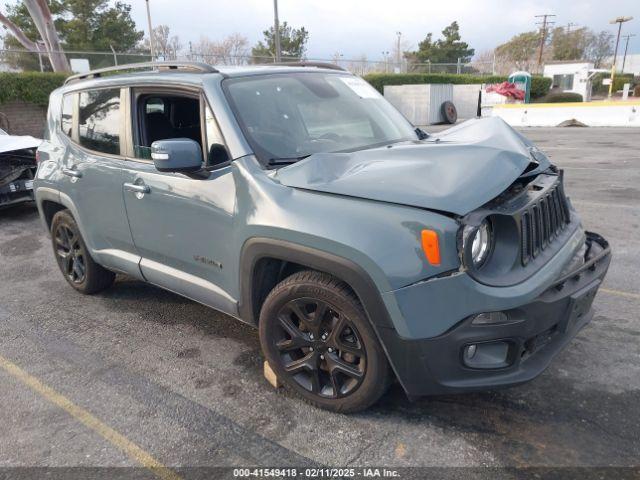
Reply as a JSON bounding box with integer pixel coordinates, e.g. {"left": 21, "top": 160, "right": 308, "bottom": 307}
{"left": 251, "top": 21, "right": 309, "bottom": 62}
{"left": 1, "top": 0, "right": 143, "bottom": 71}
{"left": 494, "top": 31, "right": 540, "bottom": 71}
{"left": 407, "top": 21, "right": 475, "bottom": 65}
{"left": 551, "top": 27, "right": 592, "bottom": 61}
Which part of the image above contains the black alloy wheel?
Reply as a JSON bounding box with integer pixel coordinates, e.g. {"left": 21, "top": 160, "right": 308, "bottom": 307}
{"left": 259, "top": 270, "right": 391, "bottom": 413}
{"left": 54, "top": 223, "right": 86, "bottom": 284}
{"left": 50, "top": 209, "right": 115, "bottom": 294}
{"left": 273, "top": 296, "right": 366, "bottom": 398}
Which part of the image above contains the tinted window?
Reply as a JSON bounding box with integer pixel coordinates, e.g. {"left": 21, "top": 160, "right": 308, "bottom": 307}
{"left": 78, "top": 89, "right": 121, "bottom": 155}
{"left": 61, "top": 93, "right": 74, "bottom": 137}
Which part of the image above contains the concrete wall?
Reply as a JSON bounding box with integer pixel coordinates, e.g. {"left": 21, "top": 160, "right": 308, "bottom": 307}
{"left": 384, "top": 84, "right": 453, "bottom": 125}
{"left": 452, "top": 84, "right": 481, "bottom": 119}
{"left": 491, "top": 101, "right": 640, "bottom": 127}
{"left": 0, "top": 101, "right": 47, "bottom": 137}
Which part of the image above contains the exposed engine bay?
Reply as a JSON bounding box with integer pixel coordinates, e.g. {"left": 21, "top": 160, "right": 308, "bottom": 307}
{"left": 0, "top": 130, "right": 41, "bottom": 208}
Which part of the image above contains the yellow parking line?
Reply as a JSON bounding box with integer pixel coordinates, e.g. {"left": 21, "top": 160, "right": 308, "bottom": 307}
{"left": 600, "top": 288, "right": 640, "bottom": 301}
{"left": 0, "top": 354, "right": 182, "bottom": 480}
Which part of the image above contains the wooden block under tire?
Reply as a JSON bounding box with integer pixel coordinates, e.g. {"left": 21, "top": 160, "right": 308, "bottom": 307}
{"left": 264, "top": 361, "right": 282, "bottom": 389}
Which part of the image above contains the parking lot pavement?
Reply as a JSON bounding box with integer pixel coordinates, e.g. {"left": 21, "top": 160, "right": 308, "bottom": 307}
{"left": 0, "top": 127, "right": 638, "bottom": 476}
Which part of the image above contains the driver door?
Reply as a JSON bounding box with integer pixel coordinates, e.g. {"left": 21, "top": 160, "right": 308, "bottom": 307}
{"left": 120, "top": 87, "right": 238, "bottom": 315}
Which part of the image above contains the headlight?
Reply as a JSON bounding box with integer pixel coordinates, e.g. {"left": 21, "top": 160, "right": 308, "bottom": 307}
{"left": 464, "top": 219, "right": 492, "bottom": 268}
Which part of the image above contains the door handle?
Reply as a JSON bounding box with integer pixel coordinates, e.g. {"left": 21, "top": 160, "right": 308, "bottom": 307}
{"left": 123, "top": 182, "right": 150, "bottom": 194}
{"left": 62, "top": 167, "right": 82, "bottom": 178}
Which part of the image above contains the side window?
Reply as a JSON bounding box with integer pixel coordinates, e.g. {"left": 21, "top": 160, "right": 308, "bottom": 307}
{"left": 133, "top": 93, "right": 204, "bottom": 161}
{"left": 78, "top": 89, "right": 121, "bottom": 155}
{"left": 61, "top": 93, "right": 74, "bottom": 138}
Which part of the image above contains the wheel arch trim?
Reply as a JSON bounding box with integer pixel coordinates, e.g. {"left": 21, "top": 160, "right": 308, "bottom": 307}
{"left": 239, "top": 237, "right": 394, "bottom": 329}
{"left": 238, "top": 237, "right": 414, "bottom": 392}
{"left": 35, "top": 187, "right": 89, "bottom": 245}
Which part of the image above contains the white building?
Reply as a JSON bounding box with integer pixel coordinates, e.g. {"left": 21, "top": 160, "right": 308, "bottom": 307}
{"left": 543, "top": 62, "right": 597, "bottom": 101}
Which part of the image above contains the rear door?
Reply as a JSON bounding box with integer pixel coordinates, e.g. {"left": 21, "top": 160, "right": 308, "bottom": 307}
{"left": 120, "top": 87, "right": 237, "bottom": 314}
{"left": 58, "top": 87, "right": 141, "bottom": 278}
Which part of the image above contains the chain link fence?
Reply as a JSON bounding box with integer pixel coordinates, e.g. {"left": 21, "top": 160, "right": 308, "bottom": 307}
{"left": 0, "top": 47, "right": 496, "bottom": 76}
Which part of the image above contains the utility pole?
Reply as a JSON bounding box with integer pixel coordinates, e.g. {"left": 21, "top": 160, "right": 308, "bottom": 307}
{"left": 621, "top": 33, "right": 636, "bottom": 73}
{"left": 396, "top": 31, "right": 402, "bottom": 72}
{"left": 565, "top": 22, "right": 578, "bottom": 33}
{"left": 273, "top": 0, "right": 281, "bottom": 63}
{"left": 535, "top": 14, "right": 556, "bottom": 70}
{"left": 608, "top": 16, "right": 633, "bottom": 97}
{"left": 145, "top": 0, "right": 156, "bottom": 61}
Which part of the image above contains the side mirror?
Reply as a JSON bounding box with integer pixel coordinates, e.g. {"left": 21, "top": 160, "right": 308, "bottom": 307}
{"left": 151, "top": 138, "right": 202, "bottom": 173}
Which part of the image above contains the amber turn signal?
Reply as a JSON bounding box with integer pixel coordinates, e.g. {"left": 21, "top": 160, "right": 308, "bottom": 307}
{"left": 421, "top": 229, "right": 441, "bottom": 266}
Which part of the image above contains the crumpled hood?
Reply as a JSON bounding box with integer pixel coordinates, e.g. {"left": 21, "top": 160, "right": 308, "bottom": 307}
{"left": 275, "top": 117, "right": 548, "bottom": 216}
{"left": 0, "top": 134, "right": 41, "bottom": 154}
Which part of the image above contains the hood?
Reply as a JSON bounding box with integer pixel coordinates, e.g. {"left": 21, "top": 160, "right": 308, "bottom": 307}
{"left": 0, "top": 134, "right": 42, "bottom": 155}
{"left": 275, "top": 117, "right": 549, "bottom": 216}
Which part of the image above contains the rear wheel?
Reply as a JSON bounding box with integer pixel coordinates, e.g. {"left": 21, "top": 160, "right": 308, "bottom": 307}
{"left": 259, "top": 270, "right": 390, "bottom": 413}
{"left": 50, "top": 210, "right": 115, "bottom": 294}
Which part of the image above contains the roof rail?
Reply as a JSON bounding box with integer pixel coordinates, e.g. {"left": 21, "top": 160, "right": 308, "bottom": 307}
{"left": 270, "top": 61, "right": 346, "bottom": 71}
{"left": 64, "top": 61, "right": 218, "bottom": 85}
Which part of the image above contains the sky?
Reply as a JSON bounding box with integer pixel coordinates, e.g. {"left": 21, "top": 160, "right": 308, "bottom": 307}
{"left": 127, "top": 0, "right": 640, "bottom": 61}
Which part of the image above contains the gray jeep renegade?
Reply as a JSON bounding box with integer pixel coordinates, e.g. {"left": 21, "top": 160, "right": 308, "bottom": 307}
{"left": 35, "top": 61, "right": 611, "bottom": 412}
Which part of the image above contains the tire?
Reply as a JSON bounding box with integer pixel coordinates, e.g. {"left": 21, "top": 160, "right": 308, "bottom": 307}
{"left": 50, "top": 209, "right": 115, "bottom": 294}
{"left": 259, "top": 270, "right": 391, "bottom": 413}
{"left": 441, "top": 100, "right": 457, "bottom": 124}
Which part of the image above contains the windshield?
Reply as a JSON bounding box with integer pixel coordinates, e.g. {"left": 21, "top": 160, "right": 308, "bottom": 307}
{"left": 224, "top": 72, "right": 418, "bottom": 164}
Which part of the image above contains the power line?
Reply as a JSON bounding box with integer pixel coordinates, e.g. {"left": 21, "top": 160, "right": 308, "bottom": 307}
{"left": 535, "top": 14, "right": 556, "bottom": 67}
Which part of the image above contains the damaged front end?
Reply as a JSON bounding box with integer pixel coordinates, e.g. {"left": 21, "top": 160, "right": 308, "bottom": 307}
{"left": 0, "top": 134, "right": 40, "bottom": 208}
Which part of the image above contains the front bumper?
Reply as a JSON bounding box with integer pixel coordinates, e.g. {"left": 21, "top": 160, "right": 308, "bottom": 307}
{"left": 379, "top": 231, "right": 611, "bottom": 397}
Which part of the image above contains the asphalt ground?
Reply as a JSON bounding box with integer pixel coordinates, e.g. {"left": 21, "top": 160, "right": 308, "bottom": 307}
{"left": 0, "top": 127, "right": 638, "bottom": 479}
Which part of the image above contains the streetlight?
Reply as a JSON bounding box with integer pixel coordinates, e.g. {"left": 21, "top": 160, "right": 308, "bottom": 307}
{"left": 608, "top": 16, "right": 633, "bottom": 97}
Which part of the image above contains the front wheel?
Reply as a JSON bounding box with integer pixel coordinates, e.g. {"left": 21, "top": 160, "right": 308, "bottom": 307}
{"left": 259, "top": 270, "right": 391, "bottom": 413}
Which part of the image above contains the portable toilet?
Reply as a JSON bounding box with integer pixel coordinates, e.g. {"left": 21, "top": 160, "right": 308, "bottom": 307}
{"left": 508, "top": 71, "right": 531, "bottom": 103}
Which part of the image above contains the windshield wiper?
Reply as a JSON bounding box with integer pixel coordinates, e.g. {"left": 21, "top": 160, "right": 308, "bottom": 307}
{"left": 267, "top": 155, "right": 310, "bottom": 166}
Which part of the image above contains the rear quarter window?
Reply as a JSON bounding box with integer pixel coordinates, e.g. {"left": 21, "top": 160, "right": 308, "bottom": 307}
{"left": 78, "top": 89, "right": 121, "bottom": 155}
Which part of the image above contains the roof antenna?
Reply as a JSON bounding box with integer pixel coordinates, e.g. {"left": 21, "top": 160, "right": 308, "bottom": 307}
{"left": 476, "top": 89, "right": 482, "bottom": 118}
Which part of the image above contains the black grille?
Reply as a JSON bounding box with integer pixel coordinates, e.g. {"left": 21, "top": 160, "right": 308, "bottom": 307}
{"left": 520, "top": 182, "right": 571, "bottom": 265}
